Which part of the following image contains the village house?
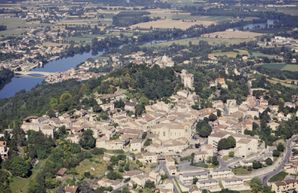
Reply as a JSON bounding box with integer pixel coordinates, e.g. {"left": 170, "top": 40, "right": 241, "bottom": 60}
{"left": 221, "top": 178, "right": 250, "bottom": 191}
{"left": 0, "top": 141, "right": 9, "bottom": 160}
{"left": 97, "top": 179, "right": 122, "bottom": 189}
{"left": 179, "top": 171, "right": 209, "bottom": 185}
{"left": 156, "top": 179, "right": 174, "bottom": 193}
{"left": 210, "top": 169, "right": 234, "bottom": 179}
{"left": 136, "top": 152, "right": 158, "bottom": 164}
{"left": 129, "top": 138, "right": 143, "bottom": 153}
{"left": 271, "top": 179, "right": 298, "bottom": 193}
{"left": 196, "top": 179, "right": 221, "bottom": 192}
{"left": 64, "top": 185, "right": 78, "bottom": 193}
{"left": 180, "top": 69, "right": 194, "bottom": 91}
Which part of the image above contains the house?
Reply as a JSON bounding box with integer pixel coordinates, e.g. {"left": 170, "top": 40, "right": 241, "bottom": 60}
{"left": 284, "top": 159, "right": 298, "bottom": 175}
{"left": 130, "top": 139, "right": 143, "bottom": 153}
{"left": 165, "top": 156, "right": 177, "bottom": 175}
{"left": 271, "top": 179, "right": 298, "bottom": 193}
{"left": 56, "top": 168, "right": 67, "bottom": 178}
{"left": 0, "top": 141, "right": 9, "bottom": 159}
{"left": 123, "top": 170, "right": 144, "bottom": 179}
{"left": 130, "top": 174, "right": 148, "bottom": 187}
{"left": 97, "top": 179, "right": 122, "bottom": 189}
{"left": 156, "top": 179, "right": 174, "bottom": 193}
{"left": 179, "top": 171, "right": 209, "bottom": 185}
{"left": 64, "top": 185, "right": 78, "bottom": 193}
{"left": 210, "top": 169, "right": 234, "bottom": 179}
{"left": 196, "top": 179, "right": 221, "bottom": 192}
{"left": 222, "top": 178, "right": 250, "bottom": 191}
{"left": 180, "top": 70, "right": 194, "bottom": 90}
{"left": 234, "top": 137, "right": 259, "bottom": 158}
{"left": 136, "top": 152, "right": 158, "bottom": 164}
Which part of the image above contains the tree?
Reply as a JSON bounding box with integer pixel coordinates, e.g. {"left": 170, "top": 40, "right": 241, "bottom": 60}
{"left": 79, "top": 129, "right": 96, "bottom": 149}
{"left": 196, "top": 120, "right": 212, "bottom": 137}
{"left": 114, "top": 99, "right": 125, "bottom": 109}
{"left": 106, "top": 171, "right": 122, "bottom": 180}
{"left": 252, "top": 160, "right": 263, "bottom": 169}
{"left": 27, "top": 131, "right": 55, "bottom": 159}
{"left": 135, "top": 103, "right": 145, "bottom": 117}
{"left": 209, "top": 113, "right": 217, "bottom": 122}
{"left": 277, "top": 143, "right": 285, "bottom": 152}
{"left": 217, "top": 136, "right": 236, "bottom": 151}
{"left": 144, "top": 180, "right": 155, "bottom": 189}
{"left": 54, "top": 126, "right": 67, "bottom": 140}
{"left": 209, "top": 156, "right": 219, "bottom": 166}
{"left": 265, "top": 158, "right": 273, "bottom": 166}
{"left": 249, "top": 178, "right": 263, "bottom": 193}
{"left": 8, "top": 156, "right": 31, "bottom": 177}
{"left": 193, "top": 177, "right": 198, "bottom": 184}
{"left": 0, "top": 169, "right": 11, "bottom": 193}
{"left": 273, "top": 149, "right": 280, "bottom": 157}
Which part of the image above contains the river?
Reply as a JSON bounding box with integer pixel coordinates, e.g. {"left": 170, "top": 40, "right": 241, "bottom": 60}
{"left": 0, "top": 52, "right": 98, "bottom": 99}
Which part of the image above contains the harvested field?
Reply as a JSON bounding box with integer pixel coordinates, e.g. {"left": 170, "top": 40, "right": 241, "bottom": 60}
{"left": 131, "top": 19, "right": 215, "bottom": 30}
{"left": 202, "top": 29, "right": 263, "bottom": 39}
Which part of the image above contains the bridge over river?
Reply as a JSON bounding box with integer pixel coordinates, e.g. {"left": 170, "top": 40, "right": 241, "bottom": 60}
{"left": 15, "top": 71, "right": 56, "bottom": 78}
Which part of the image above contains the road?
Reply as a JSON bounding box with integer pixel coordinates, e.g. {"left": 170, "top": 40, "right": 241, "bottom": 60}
{"left": 158, "top": 160, "right": 182, "bottom": 193}
{"left": 261, "top": 135, "right": 298, "bottom": 185}
{"left": 235, "top": 135, "right": 298, "bottom": 185}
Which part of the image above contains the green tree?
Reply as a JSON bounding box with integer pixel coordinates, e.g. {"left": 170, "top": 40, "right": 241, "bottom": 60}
{"left": 8, "top": 156, "right": 31, "bottom": 177}
{"left": 0, "top": 169, "right": 11, "bottom": 193}
{"left": 144, "top": 180, "right": 155, "bottom": 189}
{"left": 79, "top": 129, "right": 96, "bottom": 149}
{"left": 114, "top": 99, "right": 125, "bottom": 109}
{"left": 196, "top": 120, "right": 212, "bottom": 137}
{"left": 265, "top": 158, "right": 273, "bottom": 166}
{"left": 209, "top": 113, "right": 217, "bottom": 122}
{"left": 252, "top": 161, "right": 263, "bottom": 169}
{"left": 135, "top": 103, "right": 145, "bottom": 117}
{"left": 217, "top": 136, "right": 236, "bottom": 151}
{"left": 277, "top": 143, "right": 285, "bottom": 152}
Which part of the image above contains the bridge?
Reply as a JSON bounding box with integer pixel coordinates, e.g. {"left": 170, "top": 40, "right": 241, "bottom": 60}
{"left": 15, "top": 71, "right": 56, "bottom": 78}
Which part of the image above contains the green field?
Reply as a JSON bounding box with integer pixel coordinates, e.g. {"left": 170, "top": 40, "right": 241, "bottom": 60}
{"left": 232, "top": 166, "right": 251, "bottom": 175}
{"left": 269, "top": 171, "right": 288, "bottom": 182}
{"left": 262, "top": 63, "right": 298, "bottom": 72}
{"left": 144, "top": 37, "right": 253, "bottom": 48}
{"left": 10, "top": 160, "right": 46, "bottom": 193}
{"left": 282, "top": 64, "right": 298, "bottom": 72}
{"left": 75, "top": 155, "right": 107, "bottom": 178}
{"left": 0, "top": 17, "right": 45, "bottom": 38}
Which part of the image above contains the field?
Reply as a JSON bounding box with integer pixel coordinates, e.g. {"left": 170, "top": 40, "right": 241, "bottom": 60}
{"left": 232, "top": 166, "right": 251, "bottom": 175}
{"left": 10, "top": 160, "right": 46, "bottom": 193}
{"left": 131, "top": 18, "right": 215, "bottom": 30}
{"left": 262, "top": 63, "right": 298, "bottom": 72}
{"left": 144, "top": 36, "right": 254, "bottom": 48}
{"left": 0, "top": 17, "right": 43, "bottom": 38}
{"left": 269, "top": 171, "right": 288, "bottom": 182}
{"left": 75, "top": 155, "right": 107, "bottom": 178}
{"left": 202, "top": 29, "right": 263, "bottom": 39}
{"left": 209, "top": 49, "right": 249, "bottom": 58}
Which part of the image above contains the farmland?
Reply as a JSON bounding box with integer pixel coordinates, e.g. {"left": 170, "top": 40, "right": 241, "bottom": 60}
{"left": 131, "top": 18, "right": 215, "bottom": 30}
{"left": 261, "top": 63, "right": 298, "bottom": 72}
{"left": 202, "top": 29, "right": 263, "bottom": 39}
